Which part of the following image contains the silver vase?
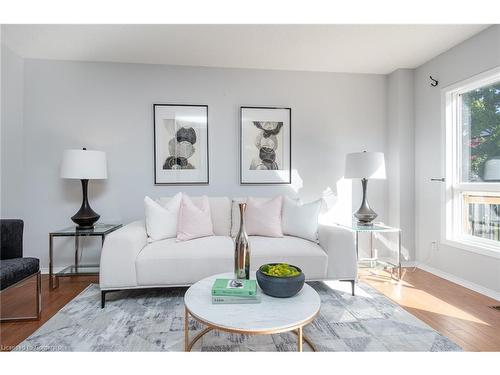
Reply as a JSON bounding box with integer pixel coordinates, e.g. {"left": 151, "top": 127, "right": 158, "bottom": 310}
{"left": 234, "top": 203, "right": 250, "bottom": 280}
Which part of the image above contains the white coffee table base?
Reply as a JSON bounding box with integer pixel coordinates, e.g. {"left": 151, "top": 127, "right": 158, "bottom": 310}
{"left": 184, "top": 306, "right": 318, "bottom": 352}
{"left": 183, "top": 273, "right": 321, "bottom": 352}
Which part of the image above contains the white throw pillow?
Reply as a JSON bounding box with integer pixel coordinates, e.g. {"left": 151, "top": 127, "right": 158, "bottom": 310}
{"left": 244, "top": 196, "right": 284, "bottom": 237}
{"left": 282, "top": 196, "right": 322, "bottom": 242}
{"left": 144, "top": 192, "right": 182, "bottom": 242}
{"left": 176, "top": 194, "right": 214, "bottom": 241}
{"left": 159, "top": 196, "right": 231, "bottom": 236}
{"left": 230, "top": 196, "right": 299, "bottom": 237}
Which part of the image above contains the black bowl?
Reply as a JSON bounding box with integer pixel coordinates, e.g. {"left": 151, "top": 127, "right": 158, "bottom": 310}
{"left": 256, "top": 263, "right": 305, "bottom": 298}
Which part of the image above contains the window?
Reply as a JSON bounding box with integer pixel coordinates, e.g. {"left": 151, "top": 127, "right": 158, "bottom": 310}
{"left": 444, "top": 67, "right": 500, "bottom": 257}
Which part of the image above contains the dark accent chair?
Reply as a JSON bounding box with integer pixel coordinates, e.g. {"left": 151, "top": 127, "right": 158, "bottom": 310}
{"left": 0, "top": 219, "right": 41, "bottom": 321}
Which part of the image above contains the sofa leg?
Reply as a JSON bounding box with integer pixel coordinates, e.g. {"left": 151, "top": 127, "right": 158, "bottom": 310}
{"left": 339, "top": 280, "right": 356, "bottom": 296}
{"left": 101, "top": 291, "right": 106, "bottom": 308}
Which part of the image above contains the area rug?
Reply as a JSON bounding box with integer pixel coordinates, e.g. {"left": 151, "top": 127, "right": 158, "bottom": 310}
{"left": 14, "top": 281, "right": 462, "bottom": 352}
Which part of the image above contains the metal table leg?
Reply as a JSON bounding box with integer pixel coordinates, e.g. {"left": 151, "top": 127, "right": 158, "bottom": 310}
{"left": 184, "top": 306, "right": 189, "bottom": 352}
{"left": 36, "top": 270, "right": 42, "bottom": 319}
{"left": 49, "top": 234, "right": 57, "bottom": 290}
{"left": 297, "top": 326, "right": 303, "bottom": 352}
{"left": 398, "top": 230, "right": 402, "bottom": 280}
{"left": 355, "top": 231, "right": 359, "bottom": 259}
{"left": 74, "top": 235, "right": 79, "bottom": 272}
{"left": 355, "top": 231, "right": 359, "bottom": 282}
{"left": 370, "top": 231, "right": 373, "bottom": 267}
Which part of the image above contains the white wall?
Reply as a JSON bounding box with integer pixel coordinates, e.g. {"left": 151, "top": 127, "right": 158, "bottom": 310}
{"left": 1, "top": 57, "right": 387, "bottom": 268}
{"left": 415, "top": 25, "right": 500, "bottom": 294}
{"left": 386, "top": 69, "right": 415, "bottom": 262}
{"left": 1, "top": 45, "right": 24, "bottom": 218}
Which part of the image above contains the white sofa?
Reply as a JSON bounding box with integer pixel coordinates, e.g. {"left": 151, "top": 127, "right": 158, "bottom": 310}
{"left": 99, "top": 197, "right": 357, "bottom": 307}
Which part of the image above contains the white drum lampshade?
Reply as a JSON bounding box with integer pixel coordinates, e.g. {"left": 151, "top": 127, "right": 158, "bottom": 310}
{"left": 344, "top": 151, "right": 386, "bottom": 180}
{"left": 60, "top": 149, "right": 107, "bottom": 180}
{"left": 344, "top": 151, "right": 386, "bottom": 226}
{"left": 60, "top": 148, "right": 107, "bottom": 229}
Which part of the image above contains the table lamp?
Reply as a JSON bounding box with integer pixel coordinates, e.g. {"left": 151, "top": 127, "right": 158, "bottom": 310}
{"left": 344, "top": 151, "right": 386, "bottom": 226}
{"left": 60, "top": 148, "right": 107, "bottom": 229}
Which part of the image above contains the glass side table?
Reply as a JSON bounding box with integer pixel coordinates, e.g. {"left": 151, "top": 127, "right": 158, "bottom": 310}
{"left": 336, "top": 223, "right": 402, "bottom": 280}
{"left": 49, "top": 223, "right": 122, "bottom": 290}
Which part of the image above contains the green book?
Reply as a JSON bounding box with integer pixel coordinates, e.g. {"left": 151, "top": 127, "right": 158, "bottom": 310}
{"left": 211, "top": 278, "right": 257, "bottom": 296}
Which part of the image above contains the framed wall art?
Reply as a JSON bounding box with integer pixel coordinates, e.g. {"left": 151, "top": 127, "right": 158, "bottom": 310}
{"left": 240, "top": 106, "right": 291, "bottom": 184}
{"left": 153, "top": 104, "right": 209, "bottom": 185}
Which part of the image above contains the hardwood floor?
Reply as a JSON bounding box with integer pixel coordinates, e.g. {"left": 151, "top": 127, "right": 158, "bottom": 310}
{"left": 0, "top": 275, "right": 98, "bottom": 351}
{"left": 361, "top": 267, "right": 500, "bottom": 352}
{"left": 1, "top": 269, "right": 498, "bottom": 351}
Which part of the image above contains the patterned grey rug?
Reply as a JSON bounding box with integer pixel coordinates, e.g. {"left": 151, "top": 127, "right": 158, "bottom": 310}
{"left": 14, "top": 281, "right": 461, "bottom": 352}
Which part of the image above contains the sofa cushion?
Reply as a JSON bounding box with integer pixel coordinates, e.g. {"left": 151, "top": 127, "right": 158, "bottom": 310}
{"left": 136, "top": 236, "right": 234, "bottom": 286}
{"left": 1, "top": 219, "right": 24, "bottom": 260}
{"left": 158, "top": 196, "right": 231, "bottom": 236}
{"left": 230, "top": 197, "right": 299, "bottom": 237}
{"left": 177, "top": 194, "right": 214, "bottom": 241}
{"left": 282, "top": 196, "right": 322, "bottom": 242}
{"left": 144, "top": 194, "right": 182, "bottom": 242}
{"left": 245, "top": 196, "right": 283, "bottom": 237}
{"left": 249, "top": 236, "right": 327, "bottom": 280}
{"left": 0, "top": 257, "right": 39, "bottom": 290}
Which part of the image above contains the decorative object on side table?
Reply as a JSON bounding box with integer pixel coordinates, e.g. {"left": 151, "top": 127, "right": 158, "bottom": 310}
{"left": 49, "top": 223, "right": 122, "bottom": 290}
{"left": 153, "top": 104, "right": 209, "bottom": 185}
{"left": 344, "top": 151, "right": 386, "bottom": 225}
{"left": 60, "top": 148, "right": 107, "bottom": 229}
{"left": 240, "top": 106, "right": 292, "bottom": 184}
{"left": 234, "top": 202, "right": 250, "bottom": 279}
{"left": 256, "top": 263, "right": 305, "bottom": 298}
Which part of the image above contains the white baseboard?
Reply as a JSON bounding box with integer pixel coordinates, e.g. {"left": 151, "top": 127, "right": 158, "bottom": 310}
{"left": 414, "top": 262, "right": 500, "bottom": 302}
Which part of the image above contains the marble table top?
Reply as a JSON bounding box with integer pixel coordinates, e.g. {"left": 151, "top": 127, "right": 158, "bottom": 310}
{"left": 184, "top": 273, "right": 321, "bottom": 333}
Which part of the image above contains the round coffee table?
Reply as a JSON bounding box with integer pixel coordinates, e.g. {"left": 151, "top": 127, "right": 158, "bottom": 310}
{"left": 184, "top": 273, "right": 321, "bottom": 352}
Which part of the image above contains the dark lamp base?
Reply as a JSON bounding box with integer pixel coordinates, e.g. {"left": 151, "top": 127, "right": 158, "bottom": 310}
{"left": 71, "top": 179, "right": 100, "bottom": 230}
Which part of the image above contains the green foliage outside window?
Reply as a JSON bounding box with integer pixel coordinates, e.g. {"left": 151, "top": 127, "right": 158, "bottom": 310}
{"left": 461, "top": 81, "right": 500, "bottom": 181}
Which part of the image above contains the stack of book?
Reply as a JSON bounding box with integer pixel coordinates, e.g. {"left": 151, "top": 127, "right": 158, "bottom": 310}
{"left": 211, "top": 278, "right": 261, "bottom": 304}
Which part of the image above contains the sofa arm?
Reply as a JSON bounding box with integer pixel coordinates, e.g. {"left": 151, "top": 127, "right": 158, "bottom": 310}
{"left": 99, "top": 220, "right": 148, "bottom": 289}
{"left": 318, "top": 224, "right": 357, "bottom": 280}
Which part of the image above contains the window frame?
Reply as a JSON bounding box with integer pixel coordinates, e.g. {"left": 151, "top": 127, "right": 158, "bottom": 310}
{"left": 442, "top": 66, "right": 500, "bottom": 259}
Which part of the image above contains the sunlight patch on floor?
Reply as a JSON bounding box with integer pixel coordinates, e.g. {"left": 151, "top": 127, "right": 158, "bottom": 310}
{"left": 363, "top": 271, "right": 490, "bottom": 326}
{"left": 399, "top": 290, "right": 489, "bottom": 325}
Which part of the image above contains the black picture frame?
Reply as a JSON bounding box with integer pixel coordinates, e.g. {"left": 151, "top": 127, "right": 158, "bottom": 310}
{"left": 153, "top": 104, "right": 209, "bottom": 185}
{"left": 240, "top": 106, "right": 292, "bottom": 185}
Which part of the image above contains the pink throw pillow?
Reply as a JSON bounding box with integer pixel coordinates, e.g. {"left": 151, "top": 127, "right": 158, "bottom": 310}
{"left": 177, "top": 194, "right": 214, "bottom": 241}
{"left": 245, "top": 196, "right": 283, "bottom": 237}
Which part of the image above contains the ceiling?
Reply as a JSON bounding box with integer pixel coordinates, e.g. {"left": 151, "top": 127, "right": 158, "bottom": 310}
{"left": 1, "top": 24, "right": 490, "bottom": 74}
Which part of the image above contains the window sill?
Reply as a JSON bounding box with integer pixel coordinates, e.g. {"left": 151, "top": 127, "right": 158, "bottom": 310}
{"left": 441, "top": 238, "right": 500, "bottom": 259}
